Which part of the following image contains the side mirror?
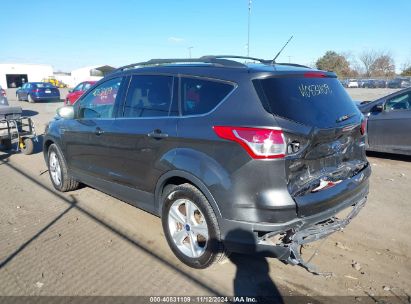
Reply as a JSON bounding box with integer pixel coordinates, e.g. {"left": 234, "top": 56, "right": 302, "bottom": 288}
{"left": 57, "top": 106, "right": 74, "bottom": 119}
{"left": 374, "top": 104, "right": 384, "bottom": 112}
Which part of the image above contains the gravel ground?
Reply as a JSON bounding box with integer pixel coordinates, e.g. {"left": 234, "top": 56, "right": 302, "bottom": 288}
{"left": 0, "top": 88, "right": 410, "bottom": 302}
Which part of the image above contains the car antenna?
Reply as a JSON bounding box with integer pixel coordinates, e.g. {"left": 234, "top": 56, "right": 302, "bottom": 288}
{"left": 272, "top": 35, "right": 294, "bottom": 64}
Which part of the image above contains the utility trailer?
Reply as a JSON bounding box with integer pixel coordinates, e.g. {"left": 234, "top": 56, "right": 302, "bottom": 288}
{"left": 0, "top": 106, "right": 37, "bottom": 155}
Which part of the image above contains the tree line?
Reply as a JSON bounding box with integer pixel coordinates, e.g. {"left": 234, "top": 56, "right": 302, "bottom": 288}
{"left": 315, "top": 50, "right": 411, "bottom": 78}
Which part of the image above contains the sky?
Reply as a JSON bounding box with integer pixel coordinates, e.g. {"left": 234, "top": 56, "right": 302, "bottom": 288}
{"left": 1, "top": 0, "right": 410, "bottom": 72}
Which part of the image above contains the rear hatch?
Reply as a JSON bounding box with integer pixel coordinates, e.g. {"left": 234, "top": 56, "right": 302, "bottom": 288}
{"left": 35, "top": 84, "right": 60, "bottom": 96}
{"left": 253, "top": 72, "right": 369, "bottom": 217}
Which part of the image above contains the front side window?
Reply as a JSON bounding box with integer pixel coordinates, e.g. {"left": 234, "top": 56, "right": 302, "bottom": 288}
{"left": 77, "top": 77, "right": 123, "bottom": 119}
{"left": 385, "top": 93, "right": 410, "bottom": 111}
{"left": 123, "top": 75, "right": 174, "bottom": 118}
{"left": 181, "top": 77, "right": 234, "bottom": 116}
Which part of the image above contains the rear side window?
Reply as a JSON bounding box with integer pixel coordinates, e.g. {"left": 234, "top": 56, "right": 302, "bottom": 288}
{"left": 254, "top": 77, "right": 361, "bottom": 128}
{"left": 181, "top": 77, "right": 234, "bottom": 116}
{"left": 123, "top": 75, "right": 174, "bottom": 118}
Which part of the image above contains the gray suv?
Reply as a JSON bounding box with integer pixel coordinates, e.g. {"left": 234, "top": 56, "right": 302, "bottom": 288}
{"left": 43, "top": 56, "right": 370, "bottom": 270}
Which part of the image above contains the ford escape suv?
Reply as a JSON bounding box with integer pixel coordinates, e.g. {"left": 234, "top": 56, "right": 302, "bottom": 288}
{"left": 43, "top": 56, "right": 370, "bottom": 270}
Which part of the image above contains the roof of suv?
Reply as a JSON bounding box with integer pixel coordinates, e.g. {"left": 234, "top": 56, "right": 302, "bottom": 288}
{"left": 110, "top": 56, "right": 335, "bottom": 79}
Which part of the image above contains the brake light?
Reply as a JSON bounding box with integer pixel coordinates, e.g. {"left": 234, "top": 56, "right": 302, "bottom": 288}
{"left": 31, "top": 89, "right": 40, "bottom": 93}
{"left": 304, "top": 72, "right": 326, "bottom": 78}
{"left": 213, "top": 126, "right": 286, "bottom": 159}
{"left": 360, "top": 118, "right": 367, "bottom": 135}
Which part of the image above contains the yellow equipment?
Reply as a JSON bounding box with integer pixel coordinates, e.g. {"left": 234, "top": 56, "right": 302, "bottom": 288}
{"left": 42, "top": 77, "right": 68, "bottom": 88}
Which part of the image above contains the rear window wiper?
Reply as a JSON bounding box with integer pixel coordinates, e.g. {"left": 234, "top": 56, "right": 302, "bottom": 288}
{"left": 336, "top": 112, "right": 356, "bottom": 123}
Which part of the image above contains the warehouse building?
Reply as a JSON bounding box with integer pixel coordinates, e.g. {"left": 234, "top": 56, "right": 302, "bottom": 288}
{"left": 0, "top": 63, "right": 54, "bottom": 88}
{"left": 0, "top": 63, "right": 116, "bottom": 89}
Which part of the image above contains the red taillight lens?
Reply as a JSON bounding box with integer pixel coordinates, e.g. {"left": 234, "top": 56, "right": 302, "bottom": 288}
{"left": 360, "top": 118, "right": 367, "bottom": 135}
{"left": 304, "top": 72, "right": 326, "bottom": 78}
{"left": 31, "top": 89, "right": 40, "bottom": 93}
{"left": 213, "top": 126, "right": 286, "bottom": 159}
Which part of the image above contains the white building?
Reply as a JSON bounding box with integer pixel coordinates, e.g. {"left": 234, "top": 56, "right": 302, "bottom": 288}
{"left": 58, "top": 65, "right": 115, "bottom": 88}
{"left": 0, "top": 63, "right": 54, "bottom": 88}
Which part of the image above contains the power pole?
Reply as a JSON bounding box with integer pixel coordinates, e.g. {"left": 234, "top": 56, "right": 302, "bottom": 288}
{"left": 247, "top": 0, "right": 252, "bottom": 57}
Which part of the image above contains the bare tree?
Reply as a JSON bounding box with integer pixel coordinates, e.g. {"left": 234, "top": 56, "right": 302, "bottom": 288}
{"left": 370, "top": 53, "right": 395, "bottom": 77}
{"left": 401, "top": 60, "right": 411, "bottom": 76}
{"left": 359, "top": 49, "right": 378, "bottom": 77}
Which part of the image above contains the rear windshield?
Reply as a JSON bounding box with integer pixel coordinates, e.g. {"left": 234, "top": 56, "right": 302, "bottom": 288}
{"left": 253, "top": 77, "right": 360, "bottom": 128}
{"left": 34, "top": 83, "right": 54, "bottom": 88}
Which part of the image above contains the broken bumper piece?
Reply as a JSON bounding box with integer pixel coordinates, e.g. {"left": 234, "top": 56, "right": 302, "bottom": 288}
{"left": 285, "top": 197, "right": 366, "bottom": 274}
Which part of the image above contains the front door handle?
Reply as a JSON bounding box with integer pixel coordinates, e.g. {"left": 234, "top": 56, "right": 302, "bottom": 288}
{"left": 95, "top": 127, "right": 104, "bottom": 136}
{"left": 147, "top": 129, "right": 168, "bottom": 139}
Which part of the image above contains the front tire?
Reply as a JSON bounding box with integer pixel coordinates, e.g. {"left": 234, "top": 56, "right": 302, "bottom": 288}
{"left": 47, "top": 143, "right": 79, "bottom": 192}
{"left": 161, "top": 183, "right": 226, "bottom": 268}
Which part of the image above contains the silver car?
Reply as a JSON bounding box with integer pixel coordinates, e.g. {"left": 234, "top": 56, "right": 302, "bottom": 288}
{"left": 358, "top": 87, "right": 411, "bottom": 156}
{"left": 0, "top": 85, "right": 8, "bottom": 106}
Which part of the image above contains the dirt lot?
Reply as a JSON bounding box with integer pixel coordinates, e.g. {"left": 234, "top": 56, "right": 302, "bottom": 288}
{"left": 0, "top": 88, "right": 410, "bottom": 302}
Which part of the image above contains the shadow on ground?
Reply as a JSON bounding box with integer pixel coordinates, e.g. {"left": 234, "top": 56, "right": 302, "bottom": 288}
{"left": 0, "top": 158, "right": 286, "bottom": 300}
{"left": 367, "top": 151, "right": 411, "bottom": 162}
{"left": 21, "top": 109, "right": 39, "bottom": 117}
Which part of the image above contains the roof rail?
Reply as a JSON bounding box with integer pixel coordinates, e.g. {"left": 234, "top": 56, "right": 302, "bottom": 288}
{"left": 275, "top": 62, "right": 311, "bottom": 68}
{"left": 201, "top": 55, "right": 272, "bottom": 64}
{"left": 112, "top": 55, "right": 310, "bottom": 72}
{"left": 114, "top": 56, "right": 248, "bottom": 72}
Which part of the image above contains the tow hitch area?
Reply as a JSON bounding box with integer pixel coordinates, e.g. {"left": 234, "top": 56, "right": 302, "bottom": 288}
{"left": 260, "top": 197, "right": 367, "bottom": 275}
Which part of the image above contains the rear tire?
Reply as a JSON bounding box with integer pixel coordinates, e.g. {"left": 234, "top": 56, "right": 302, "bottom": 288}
{"left": 161, "top": 183, "right": 227, "bottom": 268}
{"left": 47, "top": 143, "right": 79, "bottom": 192}
{"left": 20, "top": 138, "right": 34, "bottom": 155}
{"left": 28, "top": 94, "right": 34, "bottom": 103}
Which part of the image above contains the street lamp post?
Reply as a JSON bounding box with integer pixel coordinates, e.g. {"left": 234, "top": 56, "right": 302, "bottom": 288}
{"left": 188, "top": 46, "right": 194, "bottom": 58}
{"left": 247, "top": 0, "right": 252, "bottom": 57}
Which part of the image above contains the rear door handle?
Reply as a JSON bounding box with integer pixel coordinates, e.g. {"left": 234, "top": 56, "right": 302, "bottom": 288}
{"left": 147, "top": 129, "right": 168, "bottom": 139}
{"left": 95, "top": 127, "right": 104, "bottom": 136}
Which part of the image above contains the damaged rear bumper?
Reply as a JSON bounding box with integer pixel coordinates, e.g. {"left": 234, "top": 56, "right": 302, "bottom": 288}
{"left": 220, "top": 170, "right": 369, "bottom": 271}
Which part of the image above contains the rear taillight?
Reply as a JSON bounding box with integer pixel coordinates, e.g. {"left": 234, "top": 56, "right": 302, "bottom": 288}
{"left": 304, "top": 72, "right": 326, "bottom": 78}
{"left": 0, "top": 89, "right": 5, "bottom": 96}
{"left": 31, "top": 89, "right": 40, "bottom": 93}
{"left": 360, "top": 118, "right": 367, "bottom": 135}
{"left": 213, "top": 126, "right": 286, "bottom": 159}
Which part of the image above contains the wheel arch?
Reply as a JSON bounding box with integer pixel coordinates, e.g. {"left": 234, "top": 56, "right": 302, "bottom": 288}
{"left": 155, "top": 170, "right": 222, "bottom": 219}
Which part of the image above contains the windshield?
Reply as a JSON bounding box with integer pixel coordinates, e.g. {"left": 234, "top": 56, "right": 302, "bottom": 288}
{"left": 254, "top": 76, "right": 361, "bottom": 128}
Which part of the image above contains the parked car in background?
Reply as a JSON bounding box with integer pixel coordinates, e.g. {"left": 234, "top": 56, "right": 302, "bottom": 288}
{"left": 375, "top": 79, "right": 387, "bottom": 88}
{"left": 357, "top": 87, "right": 411, "bottom": 156}
{"left": 347, "top": 79, "right": 359, "bottom": 88}
{"left": 362, "top": 79, "right": 377, "bottom": 88}
{"left": 340, "top": 79, "right": 349, "bottom": 88}
{"left": 44, "top": 56, "right": 370, "bottom": 270}
{"left": 358, "top": 79, "right": 366, "bottom": 88}
{"left": 16, "top": 82, "right": 60, "bottom": 103}
{"left": 387, "top": 77, "right": 411, "bottom": 89}
{"left": 65, "top": 81, "right": 96, "bottom": 105}
{"left": 0, "top": 85, "right": 8, "bottom": 106}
